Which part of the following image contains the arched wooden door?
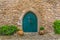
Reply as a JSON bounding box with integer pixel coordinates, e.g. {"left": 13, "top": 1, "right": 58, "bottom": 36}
{"left": 22, "top": 11, "right": 37, "bottom": 32}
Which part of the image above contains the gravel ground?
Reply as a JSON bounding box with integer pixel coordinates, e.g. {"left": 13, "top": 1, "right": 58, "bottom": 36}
{"left": 0, "top": 32, "right": 60, "bottom": 40}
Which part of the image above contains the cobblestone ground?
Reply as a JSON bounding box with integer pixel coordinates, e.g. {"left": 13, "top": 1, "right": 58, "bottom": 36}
{"left": 0, "top": 32, "right": 60, "bottom": 40}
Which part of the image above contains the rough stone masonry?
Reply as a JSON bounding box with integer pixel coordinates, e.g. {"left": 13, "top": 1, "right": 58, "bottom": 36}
{"left": 0, "top": 0, "right": 60, "bottom": 33}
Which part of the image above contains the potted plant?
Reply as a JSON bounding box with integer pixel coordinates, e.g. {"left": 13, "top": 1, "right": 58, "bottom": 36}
{"left": 39, "top": 26, "right": 45, "bottom": 35}
{"left": 17, "top": 28, "right": 24, "bottom": 36}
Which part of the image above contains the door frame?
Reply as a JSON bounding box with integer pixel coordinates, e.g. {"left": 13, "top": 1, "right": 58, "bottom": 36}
{"left": 17, "top": 8, "right": 42, "bottom": 32}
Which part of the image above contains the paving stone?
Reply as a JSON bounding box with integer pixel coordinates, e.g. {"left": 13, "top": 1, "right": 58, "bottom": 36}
{"left": 0, "top": 33, "right": 60, "bottom": 40}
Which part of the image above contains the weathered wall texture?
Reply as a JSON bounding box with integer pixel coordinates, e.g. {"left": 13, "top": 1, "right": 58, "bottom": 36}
{"left": 0, "top": 0, "right": 60, "bottom": 32}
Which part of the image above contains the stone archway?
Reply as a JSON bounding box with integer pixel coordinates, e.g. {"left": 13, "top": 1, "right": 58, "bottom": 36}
{"left": 17, "top": 8, "right": 42, "bottom": 32}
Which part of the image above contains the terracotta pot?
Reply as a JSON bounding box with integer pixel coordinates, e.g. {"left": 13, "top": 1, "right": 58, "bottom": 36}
{"left": 17, "top": 30, "right": 24, "bottom": 36}
{"left": 39, "top": 30, "right": 45, "bottom": 35}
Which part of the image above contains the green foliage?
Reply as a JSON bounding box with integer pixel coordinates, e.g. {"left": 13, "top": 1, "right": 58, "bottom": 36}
{"left": 0, "top": 25, "right": 19, "bottom": 35}
{"left": 53, "top": 20, "right": 60, "bottom": 34}
{"left": 40, "top": 26, "right": 44, "bottom": 30}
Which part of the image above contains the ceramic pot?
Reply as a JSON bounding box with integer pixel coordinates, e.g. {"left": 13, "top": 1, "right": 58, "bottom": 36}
{"left": 39, "top": 30, "right": 45, "bottom": 35}
{"left": 17, "top": 30, "right": 24, "bottom": 36}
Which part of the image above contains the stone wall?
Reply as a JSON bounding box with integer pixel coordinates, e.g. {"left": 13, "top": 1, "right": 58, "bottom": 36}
{"left": 0, "top": 0, "right": 60, "bottom": 32}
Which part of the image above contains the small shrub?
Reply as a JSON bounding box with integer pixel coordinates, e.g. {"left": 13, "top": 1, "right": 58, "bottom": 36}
{"left": 0, "top": 25, "right": 19, "bottom": 35}
{"left": 40, "top": 26, "right": 44, "bottom": 30}
{"left": 53, "top": 20, "right": 60, "bottom": 34}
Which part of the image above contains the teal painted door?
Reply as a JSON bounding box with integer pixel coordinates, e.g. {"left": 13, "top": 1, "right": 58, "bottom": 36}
{"left": 22, "top": 11, "right": 37, "bottom": 32}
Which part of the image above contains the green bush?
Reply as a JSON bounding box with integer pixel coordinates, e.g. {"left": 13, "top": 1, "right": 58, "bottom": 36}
{"left": 0, "top": 25, "right": 19, "bottom": 35}
{"left": 40, "top": 26, "right": 44, "bottom": 30}
{"left": 53, "top": 20, "right": 60, "bottom": 34}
